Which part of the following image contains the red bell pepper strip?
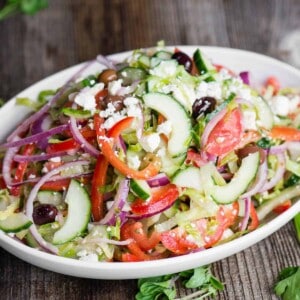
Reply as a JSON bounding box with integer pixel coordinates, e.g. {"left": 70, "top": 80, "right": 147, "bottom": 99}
{"left": 248, "top": 201, "right": 259, "bottom": 231}
{"left": 91, "top": 154, "right": 109, "bottom": 221}
{"left": 10, "top": 144, "right": 35, "bottom": 196}
{"left": 127, "top": 221, "right": 161, "bottom": 251}
{"left": 265, "top": 76, "right": 280, "bottom": 94}
{"left": 130, "top": 184, "right": 179, "bottom": 216}
{"left": 269, "top": 126, "right": 300, "bottom": 141}
{"left": 39, "top": 178, "right": 71, "bottom": 191}
{"left": 94, "top": 115, "right": 161, "bottom": 179}
{"left": 273, "top": 200, "right": 292, "bottom": 214}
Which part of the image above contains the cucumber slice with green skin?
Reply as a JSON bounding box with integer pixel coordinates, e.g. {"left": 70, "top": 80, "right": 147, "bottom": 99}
{"left": 150, "top": 59, "right": 178, "bottom": 77}
{"left": 210, "top": 152, "right": 260, "bottom": 204}
{"left": 0, "top": 213, "right": 32, "bottom": 233}
{"left": 253, "top": 96, "right": 274, "bottom": 130}
{"left": 154, "top": 51, "right": 172, "bottom": 60}
{"left": 37, "top": 190, "right": 63, "bottom": 206}
{"left": 130, "top": 179, "right": 151, "bottom": 200}
{"left": 138, "top": 54, "right": 151, "bottom": 68}
{"left": 172, "top": 166, "right": 203, "bottom": 191}
{"left": 117, "top": 67, "right": 147, "bottom": 85}
{"left": 193, "top": 49, "right": 215, "bottom": 74}
{"left": 52, "top": 180, "right": 91, "bottom": 245}
{"left": 143, "top": 93, "right": 192, "bottom": 157}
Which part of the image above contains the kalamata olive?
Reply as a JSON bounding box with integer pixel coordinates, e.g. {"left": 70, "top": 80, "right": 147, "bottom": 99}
{"left": 192, "top": 97, "right": 216, "bottom": 118}
{"left": 98, "top": 69, "right": 117, "bottom": 85}
{"left": 171, "top": 51, "right": 193, "bottom": 73}
{"left": 100, "top": 95, "right": 125, "bottom": 112}
{"left": 33, "top": 204, "right": 58, "bottom": 225}
{"left": 237, "top": 145, "right": 266, "bottom": 163}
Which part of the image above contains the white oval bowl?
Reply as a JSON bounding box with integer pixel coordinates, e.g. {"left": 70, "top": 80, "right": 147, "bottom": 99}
{"left": 0, "top": 46, "right": 299, "bottom": 279}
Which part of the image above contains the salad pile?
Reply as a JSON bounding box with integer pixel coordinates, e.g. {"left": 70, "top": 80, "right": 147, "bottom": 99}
{"left": 0, "top": 44, "right": 300, "bottom": 262}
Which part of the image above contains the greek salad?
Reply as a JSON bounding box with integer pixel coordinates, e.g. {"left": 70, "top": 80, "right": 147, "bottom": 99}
{"left": 0, "top": 44, "right": 300, "bottom": 262}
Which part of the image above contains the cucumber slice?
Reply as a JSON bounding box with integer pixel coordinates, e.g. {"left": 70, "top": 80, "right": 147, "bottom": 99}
{"left": 0, "top": 213, "right": 32, "bottom": 233}
{"left": 52, "top": 180, "right": 91, "bottom": 245}
{"left": 193, "top": 49, "right": 215, "bottom": 74}
{"left": 130, "top": 179, "right": 151, "bottom": 200}
{"left": 143, "top": 93, "right": 192, "bottom": 157}
{"left": 210, "top": 152, "right": 260, "bottom": 204}
{"left": 172, "top": 167, "right": 203, "bottom": 191}
{"left": 138, "top": 54, "right": 151, "bottom": 68}
{"left": 37, "top": 190, "right": 63, "bottom": 206}
{"left": 117, "top": 67, "right": 147, "bottom": 85}
{"left": 150, "top": 59, "right": 178, "bottom": 76}
{"left": 154, "top": 51, "right": 172, "bottom": 60}
{"left": 253, "top": 96, "right": 274, "bottom": 130}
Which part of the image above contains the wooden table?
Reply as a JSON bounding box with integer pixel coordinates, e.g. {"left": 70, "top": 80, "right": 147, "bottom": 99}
{"left": 0, "top": 1, "right": 299, "bottom": 299}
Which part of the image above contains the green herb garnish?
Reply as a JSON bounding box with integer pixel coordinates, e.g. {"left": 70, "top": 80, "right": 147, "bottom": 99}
{"left": 274, "top": 266, "right": 300, "bottom": 300}
{"left": 136, "top": 266, "right": 223, "bottom": 300}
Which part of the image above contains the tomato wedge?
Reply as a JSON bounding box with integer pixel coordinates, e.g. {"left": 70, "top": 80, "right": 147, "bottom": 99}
{"left": 131, "top": 184, "right": 179, "bottom": 216}
{"left": 161, "top": 227, "right": 199, "bottom": 255}
{"left": 205, "top": 108, "right": 242, "bottom": 156}
{"left": 91, "top": 154, "right": 109, "bottom": 221}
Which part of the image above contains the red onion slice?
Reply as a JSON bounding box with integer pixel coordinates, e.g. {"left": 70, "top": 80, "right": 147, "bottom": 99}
{"left": 2, "top": 143, "right": 19, "bottom": 187}
{"left": 25, "top": 160, "right": 90, "bottom": 254}
{"left": 31, "top": 114, "right": 53, "bottom": 150}
{"left": 268, "top": 143, "right": 287, "bottom": 155}
{"left": 7, "top": 60, "right": 95, "bottom": 142}
{"left": 239, "top": 197, "right": 251, "bottom": 231}
{"left": 98, "top": 178, "right": 130, "bottom": 226}
{"left": 239, "top": 71, "right": 250, "bottom": 85}
{"left": 200, "top": 107, "right": 227, "bottom": 149}
{"left": 147, "top": 173, "right": 170, "bottom": 187}
{"left": 241, "top": 159, "right": 268, "bottom": 198}
{"left": 14, "top": 151, "right": 69, "bottom": 163}
{"left": 1, "top": 124, "right": 68, "bottom": 149}
{"left": 259, "top": 153, "right": 286, "bottom": 193}
{"left": 69, "top": 116, "right": 100, "bottom": 157}
{"left": 96, "top": 55, "right": 117, "bottom": 70}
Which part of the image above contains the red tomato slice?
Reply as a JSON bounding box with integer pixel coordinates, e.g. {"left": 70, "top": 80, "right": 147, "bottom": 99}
{"left": 130, "top": 184, "right": 179, "bottom": 216}
{"left": 205, "top": 108, "right": 242, "bottom": 156}
{"left": 161, "top": 227, "right": 199, "bottom": 255}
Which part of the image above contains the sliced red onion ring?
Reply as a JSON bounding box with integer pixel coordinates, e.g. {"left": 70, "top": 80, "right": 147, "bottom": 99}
{"left": 241, "top": 159, "right": 268, "bottom": 198}
{"left": 2, "top": 143, "right": 19, "bottom": 187}
{"left": 117, "top": 136, "right": 127, "bottom": 153}
{"left": 14, "top": 150, "right": 68, "bottom": 162}
{"left": 0, "top": 124, "right": 68, "bottom": 149}
{"left": 10, "top": 171, "right": 93, "bottom": 187}
{"left": 259, "top": 153, "right": 286, "bottom": 193}
{"left": 96, "top": 55, "right": 117, "bottom": 70}
{"left": 268, "top": 143, "right": 287, "bottom": 155}
{"left": 98, "top": 178, "right": 130, "bottom": 226}
{"left": 69, "top": 116, "right": 100, "bottom": 157}
{"left": 147, "top": 173, "right": 170, "bottom": 187}
{"left": 239, "top": 197, "right": 251, "bottom": 231}
{"left": 7, "top": 60, "right": 95, "bottom": 142}
{"left": 25, "top": 160, "right": 90, "bottom": 254}
{"left": 31, "top": 114, "right": 53, "bottom": 150}
{"left": 200, "top": 107, "right": 227, "bottom": 149}
{"left": 239, "top": 71, "right": 250, "bottom": 85}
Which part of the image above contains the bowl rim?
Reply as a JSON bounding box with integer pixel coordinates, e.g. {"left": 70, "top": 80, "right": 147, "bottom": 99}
{"left": 1, "top": 46, "right": 300, "bottom": 279}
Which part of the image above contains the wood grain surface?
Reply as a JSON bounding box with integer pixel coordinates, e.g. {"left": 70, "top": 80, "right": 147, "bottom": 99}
{"left": 0, "top": 0, "right": 300, "bottom": 299}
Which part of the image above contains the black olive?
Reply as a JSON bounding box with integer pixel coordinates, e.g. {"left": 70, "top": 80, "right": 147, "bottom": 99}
{"left": 33, "top": 204, "right": 58, "bottom": 225}
{"left": 192, "top": 97, "right": 216, "bottom": 119}
{"left": 171, "top": 51, "right": 193, "bottom": 73}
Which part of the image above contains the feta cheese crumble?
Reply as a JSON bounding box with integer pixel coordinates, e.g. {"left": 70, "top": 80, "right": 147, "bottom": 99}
{"left": 140, "top": 133, "right": 161, "bottom": 152}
